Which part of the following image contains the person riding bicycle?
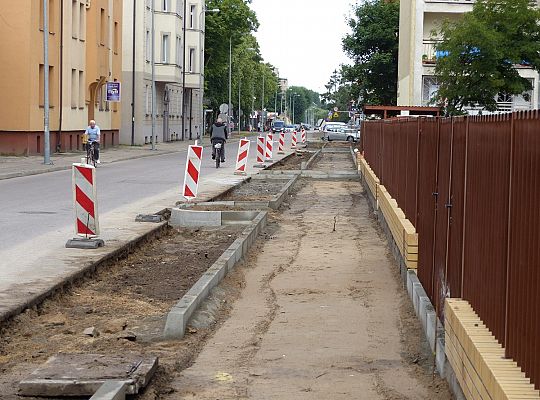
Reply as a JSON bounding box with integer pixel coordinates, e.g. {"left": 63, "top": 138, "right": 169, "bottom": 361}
{"left": 85, "top": 120, "right": 101, "bottom": 164}
{"left": 210, "top": 117, "right": 228, "bottom": 162}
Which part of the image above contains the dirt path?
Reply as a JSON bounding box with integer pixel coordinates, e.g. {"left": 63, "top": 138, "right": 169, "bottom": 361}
{"left": 166, "top": 177, "right": 452, "bottom": 399}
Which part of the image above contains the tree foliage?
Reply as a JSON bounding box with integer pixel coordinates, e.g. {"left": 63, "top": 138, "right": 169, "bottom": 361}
{"left": 341, "top": 0, "right": 400, "bottom": 106}
{"left": 204, "top": 0, "right": 259, "bottom": 109}
{"left": 434, "top": 0, "right": 540, "bottom": 114}
{"left": 286, "top": 86, "right": 322, "bottom": 124}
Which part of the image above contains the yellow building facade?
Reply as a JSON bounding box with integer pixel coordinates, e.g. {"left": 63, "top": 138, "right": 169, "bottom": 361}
{"left": 0, "top": 0, "right": 122, "bottom": 156}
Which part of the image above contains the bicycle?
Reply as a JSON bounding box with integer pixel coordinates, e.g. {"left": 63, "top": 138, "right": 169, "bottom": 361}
{"left": 86, "top": 141, "right": 98, "bottom": 167}
{"left": 214, "top": 141, "right": 223, "bottom": 168}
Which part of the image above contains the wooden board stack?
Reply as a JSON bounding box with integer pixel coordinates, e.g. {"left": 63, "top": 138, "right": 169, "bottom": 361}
{"left": 445, "top": 299, "right": 540, "bottom": 400}
{"left": 377, "top": 186, "right": 418, "bottom": 270}
{"left": 359, "top": 156, "right": 418, "bottom": 269}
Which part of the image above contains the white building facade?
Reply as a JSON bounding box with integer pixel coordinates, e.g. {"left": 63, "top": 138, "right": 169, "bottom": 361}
{"left": 121, "top": 0, "right": 204, "bottom": 145}
{"left": 397, "top": 0, "right": 540, "bottom": 112}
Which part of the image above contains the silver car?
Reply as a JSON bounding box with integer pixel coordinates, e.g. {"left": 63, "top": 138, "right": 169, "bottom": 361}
{"left": 323, "top": 125, "right": 359, "bottom": 142}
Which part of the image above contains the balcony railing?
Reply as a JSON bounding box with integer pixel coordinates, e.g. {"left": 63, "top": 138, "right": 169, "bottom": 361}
{"left": 422, "top": 40, "right": 440, "bottom": 65}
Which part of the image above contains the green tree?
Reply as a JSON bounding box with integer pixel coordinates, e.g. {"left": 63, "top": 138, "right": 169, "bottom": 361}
{"left": 341, "top": 0, "right": 400, "bottom": 105}
{"left": 287, "top": 86, "right": 322, "bottom": 124}
{"left": 204, "top": 0, "right": 259, "bottom": 109}
{"left": 434, "top": 0, "right": 540, "bottom": 115}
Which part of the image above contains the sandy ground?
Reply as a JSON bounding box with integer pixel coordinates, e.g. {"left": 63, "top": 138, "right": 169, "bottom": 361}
{"left": 165, "top": 176, "right": 452, "bottom": 399}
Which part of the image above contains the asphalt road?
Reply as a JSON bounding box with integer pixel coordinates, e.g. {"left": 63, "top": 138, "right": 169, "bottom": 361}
{"left": 0, "top": 140, "right": 245, "bottom": 251}
{"left": 0, "top": 136, "right": 281, "bottom": 298}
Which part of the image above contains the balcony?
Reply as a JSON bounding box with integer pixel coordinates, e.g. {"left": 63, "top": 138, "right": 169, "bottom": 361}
{"left": 422, "top": 40, "right": 440, "bottom": 65}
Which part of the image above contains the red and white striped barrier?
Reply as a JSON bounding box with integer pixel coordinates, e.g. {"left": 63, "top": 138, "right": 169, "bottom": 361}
{"left": 235, "top": 138, "right": 250, "bottom": 175}
{"left": 256, "top": 135, "right": 266, "bottom": 165}
{"left": 301, "top": 129, "right": 307, "bottom": 144}
{"left": 278, "top": 132, "right": 285, "bottom": 154}
{"left": 291, "top": 130, "right": 297, "bottom": 149}
{"left": 265, "top": 133, "right": 274, "bottom": 161}
{"left": 72, "top": 163, "right": 100, "bottom": 237}
{"left": 183, "top": 144, "right": 203, "bottom": 200}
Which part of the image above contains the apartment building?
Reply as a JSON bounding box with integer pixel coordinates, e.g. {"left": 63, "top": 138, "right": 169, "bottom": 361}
{"left": 121, "top": 0, "right": 204, "bottom": 146}
{"left": 0, "top": 0, "right": 122, "bottom": 156}
{"left": 397, "top": 0, "right": 540, "bottom": 112}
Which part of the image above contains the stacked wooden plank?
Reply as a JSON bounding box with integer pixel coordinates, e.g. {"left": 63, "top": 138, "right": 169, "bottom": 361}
{"left": 377, "top": 186, "right": 418, "bottom": 269}
{"left": 358, "top": 157, "right": 418, "bottom": 270}
{"left": 359, "top": 157, "right": 380, "bottom": 209}
{"left": 445, "top": 299, "right": 540, "bottom": 400}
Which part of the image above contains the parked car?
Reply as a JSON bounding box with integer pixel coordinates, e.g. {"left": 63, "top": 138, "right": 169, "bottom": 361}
{"left": 284, "top": 125, "right": 295, "bottom": 133}
{"left": 315, "top": 119, "right": 324, "bottom": 131}
{"left": 323, "top": 125, "right": 359, "bottom": 142}
{"left": 272, "top": 120, "right": 285, "bottom": 133}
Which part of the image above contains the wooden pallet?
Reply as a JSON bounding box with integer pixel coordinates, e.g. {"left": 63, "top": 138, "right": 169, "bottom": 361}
{"left": 445, "top": 299, "right": 540, "bottom": 400}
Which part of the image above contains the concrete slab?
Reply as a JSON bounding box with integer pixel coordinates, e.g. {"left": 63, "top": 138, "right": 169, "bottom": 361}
{"left": 65, "top": 238, "right": 105, "bottom": 249}
{"left": 169, "top": 209, "right": 222, "bottom": 227}
{"left": 222, "top": 211, "right": 259, "bottom": 224}
{"left": 135, "top": 214, "right": 163, "bottom": 223}
{"left": 90, "top": 381, "right": 127, "bottom": 400}
{"left": 18, "top": 353, "right": 158, "bottom": 397}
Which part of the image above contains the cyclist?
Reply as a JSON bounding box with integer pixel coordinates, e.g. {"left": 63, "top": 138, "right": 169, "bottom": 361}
{"left": 210, "top": 117, "right": 228, "bottom": 163}
{"left": 85, "top": 120, "right": 101, "bottom": 164}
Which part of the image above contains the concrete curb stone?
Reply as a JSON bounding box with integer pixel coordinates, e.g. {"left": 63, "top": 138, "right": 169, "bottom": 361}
{"left": 163, "top": 211, "right": 267, "bottom": 339}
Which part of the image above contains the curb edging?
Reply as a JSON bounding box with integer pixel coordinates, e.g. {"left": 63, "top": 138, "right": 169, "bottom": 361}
{"left": 163, "top": 211, "right": 268, "bottom": 339}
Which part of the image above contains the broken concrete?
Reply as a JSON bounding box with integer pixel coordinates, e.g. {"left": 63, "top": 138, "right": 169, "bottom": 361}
{"left": 18, "top": 353, "right": 158, "bottom": 397}
{"left": 90, "top": 381, "right": 127, "bottom": 400}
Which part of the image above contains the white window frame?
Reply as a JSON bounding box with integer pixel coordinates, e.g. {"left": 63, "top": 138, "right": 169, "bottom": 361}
{"left": 162, "top": 33, "right": 170, "bottom": 63}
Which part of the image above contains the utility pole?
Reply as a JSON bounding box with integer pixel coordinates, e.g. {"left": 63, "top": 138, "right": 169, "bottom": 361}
{"left": 181, "top": 0, "right": 187, "bottom": 141}
{"left": 131, "top": 0, "right": 137, "bottom": 146}
{"left": 43, "top": 0, "right": 51, "bottom": 164}
{"left": 228, "top": 37, "right": 232, "bottom": 129}
{"left": 238, "top": 79, "right": 241, "bottom": 136}
{"left": 260, "top": 73, "right": 265, "bottom": 132}
{"left": 151, "top": 0, "right": 156, "bottom": 150}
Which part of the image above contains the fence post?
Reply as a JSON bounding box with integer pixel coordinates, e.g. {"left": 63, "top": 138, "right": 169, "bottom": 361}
{"left": 460, "top": 116, "right": 470, "bottom": 297}
{"left": 504, "top": 112, "right": 515, "bottom": 353}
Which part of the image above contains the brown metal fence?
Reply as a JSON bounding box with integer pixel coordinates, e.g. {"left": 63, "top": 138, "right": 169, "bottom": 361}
{"left": 361, "top": 110, "right": 540, "bottom": 389}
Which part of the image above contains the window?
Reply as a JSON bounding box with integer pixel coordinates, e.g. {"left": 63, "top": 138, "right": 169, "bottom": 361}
{"left": 162, "top": 34, "right": 170, "bottom": 63}
{"left": 100, "top": 8, "right": 106, "bottom": 45}
{"left": 79, "top": 3, "right": 86, "bottom": 40}
{"left": 71, "top": 0, "right": 78, "bottom": 39}
{"left": 188, "top": 48, "right": 195, "bottom": 72}
{"left": 113, "top": 22, "right": 119, "bottom": 53}
{"left": 145, "top": 85, "right": 150, "bottom": 114}
{"left": 146, "top": 30, "right": 151, "bottom": 61}
{"left": 162, "top": 0, "right": 170, "bottom": 12}
{"left": 176, "top": 36, "right": 182, "bottom": 65}
{"left": 39, "top": 0, "right": 55, "bottom": 33}
{"left": 71, "top": 69, "right": 77, "bottom": 108}
{"left": 39, "top": 64, "right": 55, "bottom": 107}
{"left": 189, "top": 4, "right": 196, "bottom": 28}
{"left": 422, "top": 76, "right": 439, "bottom": 106}
{"left": 79, "top": 71, "right": 85, "bottom": 108}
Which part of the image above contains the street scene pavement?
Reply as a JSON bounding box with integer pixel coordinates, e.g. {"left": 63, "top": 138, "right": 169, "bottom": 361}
{"left": 0, "top": 135, "right": 284, "bottom": 322}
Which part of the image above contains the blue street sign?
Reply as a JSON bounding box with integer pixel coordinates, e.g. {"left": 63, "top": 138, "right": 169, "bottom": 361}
{"left": 106, "top": 82, "right": 121, "bottom": 102}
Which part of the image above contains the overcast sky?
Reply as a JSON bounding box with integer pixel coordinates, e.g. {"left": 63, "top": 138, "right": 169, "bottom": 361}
{"left": 250, "top": 0, "right": 356, "bottom": 94}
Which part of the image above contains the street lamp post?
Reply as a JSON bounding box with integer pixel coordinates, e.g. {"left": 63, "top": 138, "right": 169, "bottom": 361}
{"left": 260, "top": 73, "right": 265, "bottom": 132}
{"left": 151, "top": 0, "right": 156, "bottom": 150}
{"left": 198, "top": 7, "right": 220, "bottom": 144}
{"left": 43, "top": 0, "right": 51, "bottom": 164}
{"left": 228, "top": 37, "right": 232, "bottom": 130}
